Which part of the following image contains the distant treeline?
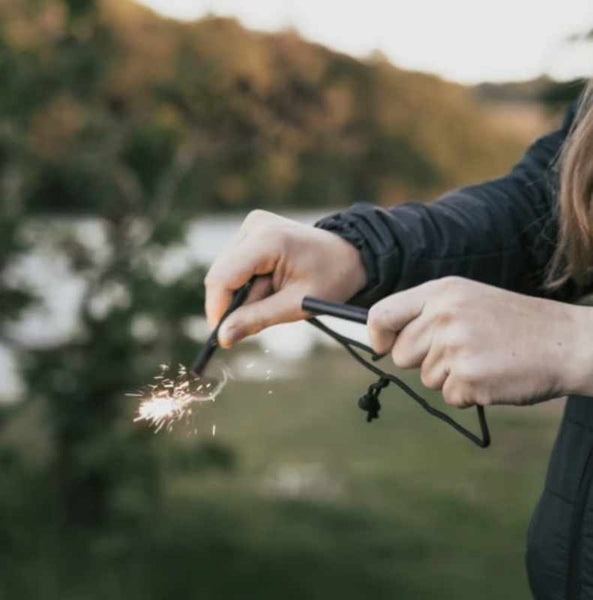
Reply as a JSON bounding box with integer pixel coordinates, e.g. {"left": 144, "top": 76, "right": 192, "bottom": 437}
{"left": 2, "top": 0, "right": 577, "bottom": 217}
{"left": 474, "top": 76, "right": 585, "bottom": 108}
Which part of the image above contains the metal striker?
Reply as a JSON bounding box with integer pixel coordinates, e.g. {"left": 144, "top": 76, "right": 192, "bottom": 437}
{"left": 190, "top": 278, "right": 255, "bottom": 376}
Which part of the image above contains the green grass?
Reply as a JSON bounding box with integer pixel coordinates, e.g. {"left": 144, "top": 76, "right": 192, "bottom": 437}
{"left": 152, "top": 349, "right": 561, "bottom": 599}
{"left": 1, "top": 349, "right": 564, "bottom": 599}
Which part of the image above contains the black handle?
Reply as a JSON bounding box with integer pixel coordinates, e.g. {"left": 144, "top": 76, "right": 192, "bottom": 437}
{"left": 191, "top": 278, "right": 255, "bottom": 376}
{"left": 302, "top": 296, "right": 369, "bottom": 325}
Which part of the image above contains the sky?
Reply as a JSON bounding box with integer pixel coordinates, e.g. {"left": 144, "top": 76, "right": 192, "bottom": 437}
{"left": 137, "top": 0, "right": 593, "bottom": 84}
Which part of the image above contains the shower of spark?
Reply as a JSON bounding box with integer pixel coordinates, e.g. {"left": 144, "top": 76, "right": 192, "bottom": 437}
{"left": 130, "top": 363, "right": 228, "bottom": 433}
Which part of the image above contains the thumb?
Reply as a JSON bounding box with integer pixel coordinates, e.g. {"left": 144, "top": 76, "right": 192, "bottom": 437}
{"left": 218, "top": 286, "right": 303, "bottom": 348}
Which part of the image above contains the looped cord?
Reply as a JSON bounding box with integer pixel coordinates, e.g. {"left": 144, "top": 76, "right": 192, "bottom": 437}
{"left": 359, "top": 376, "right": 389, "bottom": 422}
{"left": 307, "top": 317, "right": 490, "bottom": 448}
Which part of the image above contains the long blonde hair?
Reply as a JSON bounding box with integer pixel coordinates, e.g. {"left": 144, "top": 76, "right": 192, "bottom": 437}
{"left": 547, "top": 81, "right": 593, "bottom": 290}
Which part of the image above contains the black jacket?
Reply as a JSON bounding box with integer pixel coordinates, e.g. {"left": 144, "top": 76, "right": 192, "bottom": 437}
{"left": 316, "top": 104, "right": 593, "bottom": 600}
{"left": 316, "top": 107, "right": 577, "bottom": 306}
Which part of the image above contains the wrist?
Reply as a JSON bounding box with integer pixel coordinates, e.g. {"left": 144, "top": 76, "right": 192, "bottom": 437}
{"left": 330, "top": 232, "right": 368, "bottom": 299}
{"left": 559, "top": 304, "right": 593, "bottom": 396}
{"left": 315, "top": 212, "right": 376, "bottom": 305}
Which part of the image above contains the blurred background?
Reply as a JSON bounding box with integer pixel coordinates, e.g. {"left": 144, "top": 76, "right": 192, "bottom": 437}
{"left": 1, "top": 1, "right": 592, "bottom": 598}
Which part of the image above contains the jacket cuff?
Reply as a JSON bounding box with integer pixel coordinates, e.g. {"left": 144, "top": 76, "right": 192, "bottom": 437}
{"left": 314, "top": 203, "right": 403, "bottom": 307}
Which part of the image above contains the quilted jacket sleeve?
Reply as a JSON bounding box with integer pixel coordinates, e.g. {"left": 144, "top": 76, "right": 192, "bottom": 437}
{"left": 315, "top": 106, "right": 577, "bottom": 306}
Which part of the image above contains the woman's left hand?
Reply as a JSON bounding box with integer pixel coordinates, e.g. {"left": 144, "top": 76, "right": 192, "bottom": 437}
{"left": 367, "top": 277, "right": 593, "bottom": 408}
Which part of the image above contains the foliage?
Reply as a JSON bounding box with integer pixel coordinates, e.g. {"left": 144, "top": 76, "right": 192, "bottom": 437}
{"left": 0, "top": 0, "right": 211, "bottom": 530}
{"left": 0, "top": 0, "right": 533, "bottom": 217}
{"left": 475, "top": 76, "right": 586, "bottom": 111}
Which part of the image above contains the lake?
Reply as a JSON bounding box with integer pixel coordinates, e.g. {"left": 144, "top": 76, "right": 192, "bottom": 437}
{"left": 0, "top": 209, "right": 371, "bottom": 400}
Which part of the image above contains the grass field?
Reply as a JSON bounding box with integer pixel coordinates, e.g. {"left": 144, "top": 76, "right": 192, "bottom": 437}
{"left": 2, "top": 348, "right": 564, "bottom": 599}
{"left": 144, "top": 347, "right": 562, "bottom": 600}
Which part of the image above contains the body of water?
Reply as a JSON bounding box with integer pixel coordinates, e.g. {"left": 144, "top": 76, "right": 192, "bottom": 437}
{"left": 0, "top": 209, "right": 371, "bottom": 401}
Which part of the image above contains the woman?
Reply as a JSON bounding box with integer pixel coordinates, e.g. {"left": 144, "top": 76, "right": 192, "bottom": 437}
{"left": 204, "top": 83, "right": 593, "bottom": 599}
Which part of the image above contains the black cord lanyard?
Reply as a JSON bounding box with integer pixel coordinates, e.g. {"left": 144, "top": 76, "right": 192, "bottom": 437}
{"left": 306, "top": 316, "right": 490, "bottom": 448}
{"left": 191, "top": 280, "right": 491, "bottom": 449}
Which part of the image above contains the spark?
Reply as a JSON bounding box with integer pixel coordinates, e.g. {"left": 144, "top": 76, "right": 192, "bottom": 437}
{"left": 131, "top": 363, "right": 228, "bottom": 433}
{"left": 212, "top": 424, "right": 216, "bottom": 436}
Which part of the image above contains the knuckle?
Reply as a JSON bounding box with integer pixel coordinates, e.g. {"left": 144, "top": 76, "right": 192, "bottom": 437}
{"left": 444, "top": 388, "right": 464, "bottom": 408}
{"left": 465, "top": 380, "right": 490, "bottom": 406}
{"left": 439, "top": 275, "right": 465, "bottom": 290}
{"left": 478, "top": 393, "right": 492, "bottom": 407}
{"left": 433, "top": 277, "right": 469, "bottom": 307}
{"left": 434, "top": 307, "right": 455, "bottom": 327}
{"left": 443, "top": 389, "right": 457, "bottom": 406}
{"left": 244, "top": 209, "right": 269, "bottom": 225}
{"left": 391, "top": 342, "right": 412, "bottom": 369}
{"left": 368, "top": 304, "right": 390, "bottom": 329}
{"left": 367, "top": 307, "right": 380, "bottom": 329}
{"left": 420, "top": 368, "right": 437, "bottom": 390}
{"left": 427, "top": 285, "right": 468, "bottom": 322}
{"left": 449, "top": 361, "right": 491, "bottom": 406}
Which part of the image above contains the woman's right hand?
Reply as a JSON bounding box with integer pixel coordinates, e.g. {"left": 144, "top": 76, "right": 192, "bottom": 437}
{"left": 204, "top": 210, "right": 367, "bottom": 348}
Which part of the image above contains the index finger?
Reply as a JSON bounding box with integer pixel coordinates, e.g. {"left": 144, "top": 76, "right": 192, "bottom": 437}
{"left": 204, "top": 237, "right": 279, "bottom": 329}
{"left": 367, "top": 281, "right": 433, "bottom": 355}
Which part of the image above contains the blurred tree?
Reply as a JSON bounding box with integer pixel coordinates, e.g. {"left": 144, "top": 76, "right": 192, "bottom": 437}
{"left": 0, "top": 0, "right": 209, "bottom": 531}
